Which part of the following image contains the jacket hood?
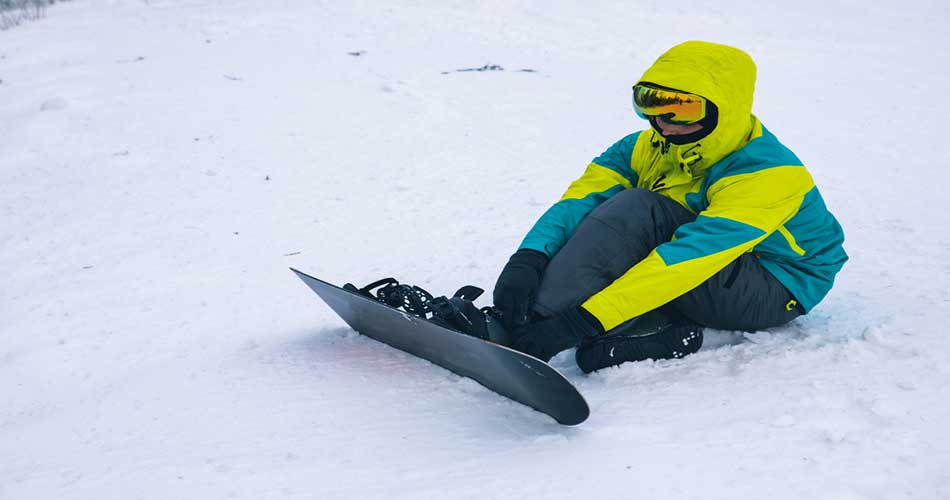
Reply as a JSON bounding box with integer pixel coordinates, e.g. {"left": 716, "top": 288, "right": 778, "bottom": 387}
{"left": 637, "top": 41, "right": 758, "bottom": 170}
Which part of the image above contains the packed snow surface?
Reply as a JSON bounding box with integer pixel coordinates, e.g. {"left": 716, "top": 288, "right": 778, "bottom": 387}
{"left": 2, "top": 1, "right": 949, "bottom": 499}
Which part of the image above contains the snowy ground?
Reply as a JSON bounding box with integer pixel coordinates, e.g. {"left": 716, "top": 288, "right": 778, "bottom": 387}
{"left": 2, "top": 1, "right": 949, "bottom": 499}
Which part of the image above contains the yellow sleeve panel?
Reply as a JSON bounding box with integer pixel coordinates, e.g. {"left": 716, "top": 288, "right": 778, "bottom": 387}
{"left": 702, "top": 166, "right": 815, "bottom": 230}
{"left": 581, "top": 165, "right": 815, "bottom": 331}
{"left": 559, "top": 163, "right": 633, "bottom": 201}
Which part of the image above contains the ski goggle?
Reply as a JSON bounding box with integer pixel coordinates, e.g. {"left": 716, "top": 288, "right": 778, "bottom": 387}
{"left": 632, "top": 84, "right": 708, "bottom": 125}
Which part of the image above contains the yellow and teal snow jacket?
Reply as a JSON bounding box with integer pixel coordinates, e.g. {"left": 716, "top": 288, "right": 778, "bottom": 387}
{"left": 519, "top": 41, "right": 847, "bottom": 330}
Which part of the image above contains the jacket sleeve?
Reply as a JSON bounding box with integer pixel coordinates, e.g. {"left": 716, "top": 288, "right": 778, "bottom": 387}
{"left": 518, "top": 133, "right": 641, "bottom": 257}
{"left": 581, "top": 163, "right": 816, "bottom": 330}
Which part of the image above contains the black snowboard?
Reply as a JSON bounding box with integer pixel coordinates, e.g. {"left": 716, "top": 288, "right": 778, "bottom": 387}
{"left": 291, "top": 268, "right": 589, "bottom": 425}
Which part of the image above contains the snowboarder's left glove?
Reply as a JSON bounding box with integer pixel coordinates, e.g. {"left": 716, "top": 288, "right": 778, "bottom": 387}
{"left": 512, "top": 307, "right": 604, "bottom": 362}
{"left": 493, "top": 249, "right": 549, "bottom": 331}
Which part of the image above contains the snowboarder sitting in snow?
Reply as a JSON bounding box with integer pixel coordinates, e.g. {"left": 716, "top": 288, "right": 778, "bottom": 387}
{"left": 491, "top": 41, "right": 847, "bottom": 372}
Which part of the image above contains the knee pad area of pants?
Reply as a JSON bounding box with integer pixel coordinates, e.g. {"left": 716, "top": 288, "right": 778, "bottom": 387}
{"left": 590, "top": 188, "right": 664, "bottom": 220}
{"left": 587, "top": 188, "right": 687, "bottom": 241}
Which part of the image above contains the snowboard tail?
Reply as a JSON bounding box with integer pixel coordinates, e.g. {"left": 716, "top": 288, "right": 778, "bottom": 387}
{"left": 291, "top": 267, "right": 589, "bottom": 425}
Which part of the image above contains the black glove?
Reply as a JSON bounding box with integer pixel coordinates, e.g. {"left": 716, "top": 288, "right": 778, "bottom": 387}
{"left": 493, "top": 249, "right": 549, "bottom": 331}
{"left": 512, "top": 307, "right": 604, "bottom": 362}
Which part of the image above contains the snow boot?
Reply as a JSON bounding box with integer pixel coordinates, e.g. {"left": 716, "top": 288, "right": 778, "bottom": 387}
{"left": 574, "top": 308, "right": 703, "bottom": 373}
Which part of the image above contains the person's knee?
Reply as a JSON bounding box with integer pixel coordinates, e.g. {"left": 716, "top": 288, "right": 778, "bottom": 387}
{"left": 586, "top": 188, "right": 672, "bottom": 238}
{"left": 590, "top": 188, "right": 664, "bottom": 220}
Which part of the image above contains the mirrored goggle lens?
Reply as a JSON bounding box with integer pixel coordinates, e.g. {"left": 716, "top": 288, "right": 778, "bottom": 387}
{"left": 632, "top": 85, "right": 707, "bottom": 124}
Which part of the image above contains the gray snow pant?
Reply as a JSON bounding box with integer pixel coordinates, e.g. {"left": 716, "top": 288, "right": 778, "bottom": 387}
{"left": 534, "top": 188, "right": 803, "bottom": 332}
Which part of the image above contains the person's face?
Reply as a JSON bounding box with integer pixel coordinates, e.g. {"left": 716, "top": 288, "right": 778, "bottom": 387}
{"left": 653, "top": 114, "right": 704, "bottom": 136}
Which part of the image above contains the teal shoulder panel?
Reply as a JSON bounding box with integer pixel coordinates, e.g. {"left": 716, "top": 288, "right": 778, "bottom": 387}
{"left": 657, "top": 215, "right": 765, "bottom": 266}
{"left": 519, "top": 185, "right": 626, "bottom": 257}
{"left": 704, "top": 125, "right": 803, "bottom": 189}
{"left": 740, "top": 125, "right": 802, "bottom": 167}
{"left": 590, "top": 132, "right": 641, "bottom": 186}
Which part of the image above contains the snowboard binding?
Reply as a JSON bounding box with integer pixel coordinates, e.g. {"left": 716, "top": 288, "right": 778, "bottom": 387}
{"left": 343, "top": 278, "right": 510, "bottom": 345}
{"left": 344, "top": 278, "right": 434, "bottom": 317}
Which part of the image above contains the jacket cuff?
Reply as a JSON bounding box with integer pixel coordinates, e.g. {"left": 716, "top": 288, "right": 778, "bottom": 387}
{"left": 516, "top": 242, "right": 553, "bottom": 260}
{"left": 510, "top": 248, "right": 550, "bottom": 272}
{"left": 569, "top": 306, "right": 606, "bottom": 338}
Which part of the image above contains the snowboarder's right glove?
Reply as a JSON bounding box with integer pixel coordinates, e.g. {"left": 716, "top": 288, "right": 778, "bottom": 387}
{"left": 493, "top": 249, "right": 549, "bottom": 331}
{"left": 511, "top": 307, "right": 604, "bottom": 362}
